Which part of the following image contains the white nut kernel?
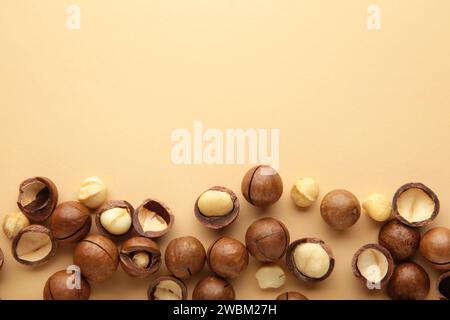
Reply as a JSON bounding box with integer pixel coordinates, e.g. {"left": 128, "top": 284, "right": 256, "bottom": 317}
{"left": 100, "top": 207, "right": 132, "bottom": 235}
{"left": 255, "top": 264, "right": 286, "bottom": 289}
{"left": 2, "top": 212, "right": 30, "bottom": 239}
{"left": 138, "top": 208, "right": 168, "bottom": 232}
{"left": 362, "top": 194, "right": 392, "bottom": 222}
{"left": 293, "top": 243, "right": 330, "bottom": 279}
{"left": 291, "top": 178, "right": 319, "bottom": 207}
{"left": 78, "top": 176, "right": 107, "bottom": 209}
{"left": 197, "top": 190, "right": 234, "bottom": 217}
{"left": 132, "top": 251, "right": 150, "bottom": 269}
{"left": 154, "top": 280, "right": 182, "bottom": 300}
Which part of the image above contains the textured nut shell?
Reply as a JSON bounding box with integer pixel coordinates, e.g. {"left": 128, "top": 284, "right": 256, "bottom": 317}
{"left": 392, "top": 183, "right": 440, "bottom": 227}
{"left": 12, "top": 224, "right": 57, "bottom": 267}
{"left": 419, "top": 227, "right": 450, "bottom": 270}
{"left": 50, "top": 201, "right": 91, "bottom": 242}
{"left": 241, "top": 165, "right": 283, "bottom": 207}
{"left": 194, "top": 186, "right": 239, "bottom": 229}
{"left": 320, "top": 189, "right": 361, "bottom": 230}
{"left": 165, "top": 236, "right": 206, "bottom": 279}
{"left": 17, "top": 177, "right": 58, "bottom": 222}
{"left": 147, "top": 275, "right": 187, "bottom": 300}
{"left": 351, "top": 243, "right": 394, "bottom": 287}
{"left": 286, "top": 238, "right": 334, "bottom": 282}
{"left": 133, "top": 199, "right": 174, "bottom": 238}
{"left": 437, "top": 271, "right": 450, "bottom": 300}
{"left": 120, "top": 236, "right": 161, "bottom": 278}
{"left": 43, "top": 270, "right": 91, "bottom": 300}
{"left": 387, "top": 262, "right": 430, "bottom": 300}
{"left": 192, "top": 276, "right": 235, "bottom": 300}
{"left": 378, "top": 219, "right": 421, "bottom": 262}
{"left": 74, "top": 235, "right": 119, "bottom": 282}
{"left": 95, "top": 200, "right": 134, "bottom": 240}
{"left": 207, "top": 236, "right": 249, "bottom": 279}
{"left": 276, "top": 291, "right": 308, "bottom": 300}
{"left": 245, "top": 217, "right": 290, "bottom": 262}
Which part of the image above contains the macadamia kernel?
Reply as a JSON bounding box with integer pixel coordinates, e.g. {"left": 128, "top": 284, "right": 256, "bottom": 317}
{"left": 154, "top": 280, "right": 183, "bottom": 300}
{"left": 291, "top": 178, "right": 319, "bottom": 207}
{"left": 100, "top": 207, "right": 132, "bottom": 235}
{"left": 293, "top": 243, "right": 330, "bottom": 279}
{"left": 2, "top": 211, "right": 30, "bottom": 239}
{"left": 197, "top": 190, "right": 234, "bottom": 217}
{"left": 132, "top": 251, "right": 150, "bottom": 269}
{"left": 362, "top": 194, "right": 392, "bottom": 222}
{"left": 78, "top": 176, "right": 107, "bottom": 209}
{"left": 255, "top": 264, "right": 286, "bottom": 289}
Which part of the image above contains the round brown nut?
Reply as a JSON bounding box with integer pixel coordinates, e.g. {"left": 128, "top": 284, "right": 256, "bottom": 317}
{"left": 320, "top": 189, "right": 361, "bottom": 230}
{"left": 120, "top": 236, "right": 161, "bottom": 278}
{"left": 245, "top": 217, "right": 290, "bottom": 262}
{"left": 147, "top": 276, "right": 187, "bottom": 300}
{"left": 43, "top": 270, "right": 91, "bottom": 300}
{"left": 437, "top": 271, "right": 450, "bottom": 300}
{"left": 392, "top": 183, "right": 439, "bottom": 227}
{"left": 192, "top": 276, "right": 235, "bottom": 300}
{"left": 12, "top": 225, "right": 57, "bottom": 266}
{"left": 207, "top": 236, "right": 249, "bottom": 279}
{"left": 419, "top": 227, "right": 450, "bottom": 270}
{"left": 276, "top": 291, "right": 308, "bottom": 300}
{"left": 241, "top": 165, "right": 283, "bottom": 208}
{"left": 352, "top": 244, "right": 394, "bottom": 288}
{"left": 378, "top": 219, "right": 420, "bottom": 262}
{"left": 387, "top": 262, "right": 430, "bottom": 300}
{"left": 17, "top": 177, "right": 58, "bottom": 222}
{"left": 194, "top": 186, "right": 239, "bottom": 229}
{"left": 95, "top": 200, "right": 133, "bottom": 239}
{"left": 286, "top": 238, "right": 334, "bottom": 282}
{"left": 133, "top": 199, "right": 174, "bottom": 238}
{"left": 50, "top": 201, "right": 91, "bottom": 243}
{"left": 165, "top": 236, "right": 206, "bottom": 279}
{"left": 73, "top": 235, "right": 119, "bottom": 282}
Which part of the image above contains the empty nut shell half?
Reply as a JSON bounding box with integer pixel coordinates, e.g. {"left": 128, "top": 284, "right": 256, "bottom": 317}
{"left": 192, "top": 276, "right": 235, "bottom": 300}
{"left": 147, "top": 275, "right": 187, "bottom": 300}
{"left": 276, "top": 291, "right": 308, "bottom": 300}
{"left": 437, "top": 271, "right": 450, "bottom": 300}
{"left": 95, "top": 200, "right": 134, "bottom": 239}
{"left": 352, "top": 244, "right": 394, "bottom": 288}
{"left": 12, "top": 225, "right": 57, "bottom": 266}
{"left": 119, "top": 236, "right": 161, "bottom": 278}
{"left": 286, "top": 238, "right": 334, "bottom": 282}
{"left": 392, "top": 183, "right": 439, "bottom": 227}
{"left": 133, "top": 199, "right": 174, "bottom": 238}
{"left": 43, "top": 270, "right": 91, "bottom": 300}
{"left": 194, "top": 186, "right": 239, "bottom": 229}
{"left": 50, "top": 201, "right": 92, "bottom": 243}
{"left": 17, "top": 177, "right": 58, "bottom": 222}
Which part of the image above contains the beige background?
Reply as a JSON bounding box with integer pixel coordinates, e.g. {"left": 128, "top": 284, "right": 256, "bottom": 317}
{"left": 1, "top": 0, "right": 450, "bottom": 300}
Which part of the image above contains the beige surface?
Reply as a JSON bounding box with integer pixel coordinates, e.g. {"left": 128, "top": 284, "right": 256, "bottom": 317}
{"left": 1, "top": 0, "right": 450, "bottom": 300}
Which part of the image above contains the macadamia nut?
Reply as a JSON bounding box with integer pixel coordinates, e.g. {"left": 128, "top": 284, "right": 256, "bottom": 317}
{"left": 291, "top": 178, "right": 319, "bottom": 207}
{"left": 255, "top": 264, "right": 286, "bottom": 289}
{"left": 362, "top": 194, "right": 392, "bottom": 222}
{"left": 293, "top": 243, "right": 330, "bottom": 279}
{"left": 138, "top": 208, "right": 168, "bottom": 232}
{"left": 132, "top": 252, "right": 150, "bottom": 269}
{"left": 154, "top": 280, "right": 183, "bottom": 300}
{"left": 397, "top": 187, "right": 435, "bottom": 223}
{"left": 197, "top": 190, "right": 234, "bottom": 217}
{"left": 78, "top": 176, "right": 107, "bottom": 209}
{"left": 100, "top": 207, "right": 132, "bottom": 235}
{"left": 2, "top": 211, "right": 30, "bottom": 239}
{"left": 356, "top": 248, "right": 389, "bottom": 283}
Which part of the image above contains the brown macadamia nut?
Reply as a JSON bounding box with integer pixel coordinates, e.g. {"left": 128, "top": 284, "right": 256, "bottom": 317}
{"left": 43, "top": 270, "right": 91, "bottom": 300}
{"left": 96, "top": 200, "right": 133, "bottom": 239}
{"left": 12, "top": 225, "right": 57, "bottom": 266}
{"left": 241, "top": 165, "right": 283, "bottom": 207}
{"left": 133, "top": 199, "right": 174, "bottom": 238}
{"left": 2, "top": 211, "right": 30, "bottom": 239}
{"left": 276, "top": 291, "right": 308, "bottom": 300}
{"left": 378, "top": 219, "right": 420, "bottom": 262}
{"left": 207, "top": 236, "right": 249, "bottom": 279}
{"left": 192, "top": 276, "right": 235, "bottom": 300}
{"left": 147, "top": 276, "right": 187, "bottom": 300}
{"left": 387, "top": 262, "right": 430, "bottom": 300}
{"left": 320, "top": 189, "right": 361, "bottom": 230}
{"left": 50, "top": 201, "right": 91, "bottom": 243}
{"left": 165, "top": 236, "right": 206, "bottom": 279}
{"left": 120, "top": 236, "right": 161, "bottom": 278}
{"left": 419, "top": 227, "right": 450, "bottom": 270}
{"left": 17, "top": 177, "right": 58, "bottom": 222}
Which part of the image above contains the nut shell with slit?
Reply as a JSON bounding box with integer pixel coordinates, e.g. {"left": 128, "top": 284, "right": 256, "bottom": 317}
{"left": 147, "top": 276, "right": 187, "bottom": 300}
{"left": 207, "top": 236, "right": 249, "bottom": 279}
{"left": 133, "top": 199, "right": 174, "bottom": 238}
{"left": 17, "top": 177, "right": 58, "bottom": 222}
{"left": 50, "top": 201, "right": 91, "bottom": 243}
{"left": 43, "top": 270, "right": 91, "bottom": 300}
{"left": 192, "top": 276, "right": 235, "bottom": 300}
{"left": 320, "top": 189, "right": 361, "bottom": 230}
{"left": 119, "top": 236, "right": 161, "bottom": 278}
{"left": 419, "top": 227, "right": 450, "bottom": 270}
{"left": 241, "top": 165, "right": 283, "bottom": 208}
{"left": 95, "top": 200, "right": 133, "bottom": 239}
{"left": 165, "top": 236, "right": 206, "bottom": 279}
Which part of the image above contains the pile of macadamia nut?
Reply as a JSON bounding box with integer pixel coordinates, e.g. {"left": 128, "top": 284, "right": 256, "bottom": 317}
{"left": 1, "top": 167, "right": 449, "bottom": 300}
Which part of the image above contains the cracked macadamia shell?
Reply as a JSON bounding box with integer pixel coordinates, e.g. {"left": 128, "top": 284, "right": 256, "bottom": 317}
{"left": 192, "top": 276, "right": 235, "bottom": 300}
{"left": 17, "top": 177, "right": 58, "bottom": 222}
{"left": 241, "top": 165, "right": 283, "bottom": 208}
{"left": 165, "top": 236, "right": 206, "bottom": 279}
{"left": 320, "top": 189, "right": 361, "bottom": 230}
{"left": 378, "top": 219, "right": 420, "bottom": 262}
{"left": 194, "top": 186, "right": 239, "bottom": 229}
{"left": 286, "top": 238, "right": 334, "bottom": 282}
{"left": 133, "top": 199, "right": 174, "bottom": 238}
{"left": 12, "top": 225, "right": 57, "bottom": 266}
{"left": 392, "top": 183, "right": 439, "bottom": 227}
{"left": 352, "top": 244, "right": 394, "bottom": 288}
{"left": 74, "top": 235, "right": 119, "bottom": 282}
{"left": 245, "top": 217, "right": 289, "bottom": 262}
{"left": 147, "top": 276, "right": 187, "bottom": 300}
{"left": 43, "top": 270, "right": 91, "bottom": 300}
{"left": 419, "top": 227, "right": 450, "bottom": 270}
{"left": 437, "top": 271, "right": 450, "bottom": 300}
{"left": 387, "top": 262, "right": 430, "bottom": 300}
{"left": 207, "top": 236, "right": 249, "bottom": 279}
{"left": 120, "top": 236, "right": 161, "bottom": 278}
{"left": 95, "top": 200, "right": 133, "bottom": 239}
{"left": 50, "top": 201, "right": 91, "bottom": 243}
{"left": 276, "top": 291, "right": 308, "bottom": 300}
